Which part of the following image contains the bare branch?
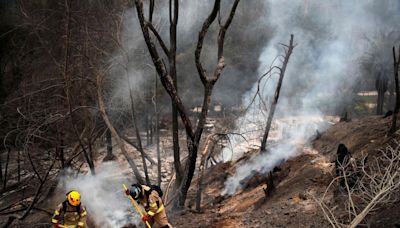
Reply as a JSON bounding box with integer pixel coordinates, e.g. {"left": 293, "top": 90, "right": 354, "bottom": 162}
{"left": 195, "top": 0, "right": 221, "bottom": 85}
{"left": 146, "top": 22, "right": 169, "bottom": 57}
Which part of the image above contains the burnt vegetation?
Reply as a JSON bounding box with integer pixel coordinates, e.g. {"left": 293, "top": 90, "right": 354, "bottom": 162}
{"left": 0, "top": 1, "right": 400, "bottom": 227}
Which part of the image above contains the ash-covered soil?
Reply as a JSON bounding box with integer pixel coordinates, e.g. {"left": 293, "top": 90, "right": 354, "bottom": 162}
{"left": 2, "top": 115, "right": 400, "bottom": 227}
{"left": 171, "top": 116, "right": 400, "bottom": 228}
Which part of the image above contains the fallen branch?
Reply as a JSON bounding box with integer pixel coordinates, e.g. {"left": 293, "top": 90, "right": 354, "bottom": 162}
{"left": 96, "top": 69, "right": 144, "bottom": 184}
{"left": 120, "top": 135, "right": 156, "bottom": 165}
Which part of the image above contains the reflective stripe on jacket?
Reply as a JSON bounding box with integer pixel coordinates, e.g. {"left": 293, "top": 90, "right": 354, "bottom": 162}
{"left": 51, "top": 201, "right": 87, "bottom": 227}
{"left": 138, "top": 185, "right": 165, "bottom": 217}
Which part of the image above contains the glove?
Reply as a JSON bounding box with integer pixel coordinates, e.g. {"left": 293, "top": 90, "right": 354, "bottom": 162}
{"left": 142, "top": 215, "right": 150, "bottom": 222}
{"left": 125, "top": 189, "right": 130, "bottom": 196}
{"left": 77, "top": 226, "right": 82, "bottom": 228}
{"left": 52, "top": 224, "right": 61, "bottom": 228}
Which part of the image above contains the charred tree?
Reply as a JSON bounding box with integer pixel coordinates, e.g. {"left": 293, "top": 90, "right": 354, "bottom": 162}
{"left": 263, "top": 171, "right": 274, "bottom": 197}
{"left": 2, "top": 147, "right": 10, "bottom": 190}
{"left": 56, "top": 137, "right": 65, "bottom": 169}
{"left": 169, "top": 0, "right": 183, "bottom": 187}
{"left": 336, "top": 143, "right": 351, "bottom": 187}
{"left": 103, "top": 129, "right": 116, "bottom": 161}
{"left": 260, "top": 35, "right": 295, "bottom": 152}
{"left": 154, "top": 76, "right": 162, "bottom": 186}
{"left": 375, "top": 71, "right": 389, "bottom": 115}
{"left": 134, "top": 0, "right": 241, "bottom": 207}
{"left": 195, "top": 133, "right": 226, "bottom": 211}
{"left": 389, "top": 46, "right": 400, "bottom": 135}
{"left": 0, "top": 150, "right": 2, "bottom": 183}
{"left": 16, "top": 150, "right": 20, "bottom": 183}
{"left": 196, "top": 134, "right": 214, "bottom": 211}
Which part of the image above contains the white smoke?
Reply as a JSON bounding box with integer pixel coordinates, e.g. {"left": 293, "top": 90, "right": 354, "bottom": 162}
{"left": 108, "top": 1, "right": 273, "bottom": 115}
{"left": 60, "top": 162, "right": 140, "bottom": 228}
{"left": 223, "top": 0, "right": 400, "bottom": 195}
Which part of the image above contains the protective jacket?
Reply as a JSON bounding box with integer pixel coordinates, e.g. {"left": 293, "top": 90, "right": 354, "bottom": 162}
{"left": 52, "top": 201, "right": 87, "bottom": 227}
{"left": 134, "top": 185, "right": 172, "bottom": 228}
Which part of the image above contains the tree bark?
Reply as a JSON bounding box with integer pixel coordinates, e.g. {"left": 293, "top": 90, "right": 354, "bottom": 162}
{"left": 170, "top": 0, "right": 183, "bottom": 186}
{"left": 155, "top": 77, "right": 162, "bottom": 186}
{"left": 17, "top": 150, "right": 20, "bottom": 183}
{"left": 196, "top": 134, "right": 220, "bottom": 211}
{"left": 389, "top": 46, "right": 400, "bottom": 135}
{"left": 2, "top": 147, "right": 10, "bottom": 190}
{"left": 0, "top": 150, "right": 2, "bottom": 183}
{"left": 377, "top": 91, "right": 384, "bottom": 115}
{"left": 103, "top": 129, "right": 116, "bottom": 161}
{"left": 146, "top": 99, "right": 151, "bottom": 146}
{"left": 261, "top": 35, "right": 295, "bottom": 152}
{"left": 58, "top": 139, "right": 65, "bottom": 169}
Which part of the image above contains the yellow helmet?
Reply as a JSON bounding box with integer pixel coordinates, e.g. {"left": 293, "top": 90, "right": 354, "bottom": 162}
{"left": 66, "top": 190, "right": 81, "bottom": 206}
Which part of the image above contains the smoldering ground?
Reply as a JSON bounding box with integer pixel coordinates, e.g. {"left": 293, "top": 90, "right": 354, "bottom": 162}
{"left": 223, "top": 0, "right": 400, "bottom": 195}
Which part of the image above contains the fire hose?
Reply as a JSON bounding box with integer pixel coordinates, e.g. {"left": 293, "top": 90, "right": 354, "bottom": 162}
{"left": 123, "top": 184, "right": 152, "bottom": 228}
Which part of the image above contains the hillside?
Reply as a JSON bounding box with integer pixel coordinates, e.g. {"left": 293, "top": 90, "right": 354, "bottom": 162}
{"left": 171, "top": 115, "right": 400, "bottom": 228}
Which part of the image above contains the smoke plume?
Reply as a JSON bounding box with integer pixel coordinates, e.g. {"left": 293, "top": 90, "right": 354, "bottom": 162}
{"left": 223, "top": 0, "right": 400, "bottom": 195}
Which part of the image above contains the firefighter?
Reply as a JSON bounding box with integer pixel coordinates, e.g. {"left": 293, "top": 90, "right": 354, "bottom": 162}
{"left": 126, "top": 184, "right": 172, "bottom": 228}
{"left": 52, "top": 190, "right": 88, "bottom": 228}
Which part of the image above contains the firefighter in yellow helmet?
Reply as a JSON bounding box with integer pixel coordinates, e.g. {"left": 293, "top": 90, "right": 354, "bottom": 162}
{"left": 126, "top": 184, "right": 173, "bottom": 228}
{"left": 51, "top": 190, "right": 88, "bottom": 228}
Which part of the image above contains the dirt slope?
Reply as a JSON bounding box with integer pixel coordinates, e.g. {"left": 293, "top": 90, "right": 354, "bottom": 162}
{"left": 2, "top": 115, "right": 399, "bottom": 227}
{"left": 171, "top": 115, "right": 400, "bottom": 228}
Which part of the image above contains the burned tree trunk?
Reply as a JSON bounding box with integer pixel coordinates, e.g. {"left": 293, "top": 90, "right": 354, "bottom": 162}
{"left": 389, "top": 46, "right": 400, "bottom": 135}
{"left": 169, "top": 0, "right": 183, "bottom": 187}
{"left": 260, "top": 35, "right": 295, "bottom": 152}
{"left": 336, "top": 143, "right": 351, "bottom": 187}
{"left": 17, "top": 150, "right": 20, "bottom": 183}
{"left": 103, "top": 129, "right": 116, "bottom": 161}
{"left": 57, "top": 139, "right": 65, "bottom": 168}
{"left": 134, "top": 0, "right": 240, "bottom": 207}
{"left": 376, "top": 72, "right": 389, "bottom": 115}
{"left": 154, "top": 77, "right": 162, "bottom": 186}
{"left": 263, "top": 171, "right": 274, "bottom": 197}
{"left": 195, "top": 133, "right": 223, "bottom": 211}
{"left": 2, "top": 147, "right": 10, "bottom": 190}
{"left": 0, "top": 150, "right": 2, "bottom": 183}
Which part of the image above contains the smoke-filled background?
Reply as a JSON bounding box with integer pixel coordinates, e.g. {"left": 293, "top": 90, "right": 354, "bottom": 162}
{"left": 1, "top": 0, "right": 400, "bottom": 227}
{"left": 223, "top": 0, "right": 400, "bottom": 195}
{"left": 106, "top": 0, "right": 272, "bottom": 121}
